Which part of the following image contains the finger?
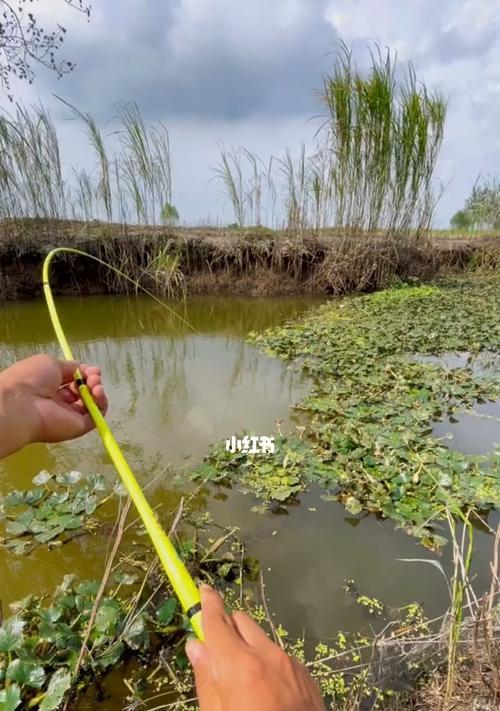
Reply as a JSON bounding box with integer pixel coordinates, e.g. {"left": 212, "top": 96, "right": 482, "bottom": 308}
{"left": 89, "top": 383, "right": 108, "bottom": 415}
{"left": 64, "top": 373, "right": 101, "bottom": 399}
{"left": 58, "top": 360, "right": 80, "bottom": 385}
{"left": 80, "top": 365, "right": 101, "bottom": 379}
{"left": 85, "top": 374, "right": 101, "bottom": 391}
{"left": 231, "top": 611, "right": 275, "bottom": 651}
{"left": 57, "top": 383, "right": 78, "bottom": 405}
{"left": 185, "top": 640, "right": 221, "bottom": 711}
{"left": 201, "top": 585, "right": 243, "bottom": 657}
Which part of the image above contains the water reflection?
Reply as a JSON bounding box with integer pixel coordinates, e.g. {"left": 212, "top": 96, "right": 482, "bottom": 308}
{"left": 0, "top": 302, "right": 498, "bottom": 710}
{"left": 0, "top": 295, "right": 319, "bottom": 483}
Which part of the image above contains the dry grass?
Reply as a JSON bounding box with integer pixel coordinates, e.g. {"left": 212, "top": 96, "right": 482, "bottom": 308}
{"left": 0, "top": 219, "right": 499, "bottom": 300}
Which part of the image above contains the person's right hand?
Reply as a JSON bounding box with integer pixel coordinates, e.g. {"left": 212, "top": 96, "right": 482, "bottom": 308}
{"left": 185, "top": 585, "right": 325, "bottom": 711}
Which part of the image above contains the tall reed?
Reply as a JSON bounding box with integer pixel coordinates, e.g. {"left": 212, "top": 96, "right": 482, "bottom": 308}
{"left": 320, "top": 42, "right": 446, "bottom": 236}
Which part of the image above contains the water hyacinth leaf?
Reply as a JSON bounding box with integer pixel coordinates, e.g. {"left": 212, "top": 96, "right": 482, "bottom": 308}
{"left": 95, "top": 600, "right": 121, "bottom": 633}
{"left": 344, "top": 497, "right": 363, "bottom": 515}
{"left": 35, "top": 525, "right": 65, "bottom": 543}
{"left": 0, "top": 617, "right": 25, "bottom": 652}
{"left": 33, "top": 471, "right": 52, "bottom": 486}
{"left": 84, "top": 496, "right": 98, "bottom": 515}
{"left": 244, "top": 277, "right": 500, "bottom": 547}
{"left": 87, "top": 474, "right": 107, "bottom": 492}
{"left": 123, "top": 615, "right": 149, "bottom": 650}
{"left": 0, "top": 684, "right": 21, "bottom": 711}
{"left": 76, "top": 580, "right": 100, "bottom": 597}
{"left": 51, "top": 514, "right": 83, "bottom": 530}
{"left": 38, "top": 620, "right": 59, "bottom": 642}
{"left": 114, "top": 571, "right": 138, "bottom": 586}
{"left": 113, "top": 482, "right": 128, "bottom": 497}
{"left": 6, "top": 519, "right": 31, "bottom": 536}
{"left": 39, "top": 669, "right": 72, "bottom": 711}
{"left": 39, "top": 607, "right": 63, "bottom": 624}
{"left": 56, "top": 471, "right": 83, "bottom": 486}
{"left": 155, "top": 598, "right": 177, "bottom": 625}
{"left": 1, "top": 473, "right": 110, "bottom": 553}
{"left": 4, "top": 491, "right": 25, "bottom": 506}
{"left": 24, "top": 489, "right": 46, "bottom": 505}
{"left": 6, "top": 659, "right": 45, "bottom": 688}
{"left": 95, "top": 641, "right": 125, "bottom": 669}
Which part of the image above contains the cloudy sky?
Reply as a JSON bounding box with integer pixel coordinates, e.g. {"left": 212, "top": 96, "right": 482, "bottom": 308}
{"left": 6, "top": 0, "right": 500, "bottom": 226}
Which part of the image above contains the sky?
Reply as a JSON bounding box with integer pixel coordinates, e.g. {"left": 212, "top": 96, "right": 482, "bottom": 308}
{"left": 5, "top": 0, "right": 500, "bottom": 227}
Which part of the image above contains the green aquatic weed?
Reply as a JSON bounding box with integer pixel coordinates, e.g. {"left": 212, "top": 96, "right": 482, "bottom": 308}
{"left": 246, "top": 278, "right": 500, "bottom": 546}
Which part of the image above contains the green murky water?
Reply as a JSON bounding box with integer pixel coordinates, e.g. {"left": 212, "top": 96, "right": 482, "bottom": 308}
{"left": 0, "top": 295, "right": 498, "bottom": 708}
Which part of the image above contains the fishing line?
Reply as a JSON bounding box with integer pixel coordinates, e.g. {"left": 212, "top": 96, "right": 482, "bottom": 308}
{"left": 42, "top": 247, "right": 203, "bottom": 640}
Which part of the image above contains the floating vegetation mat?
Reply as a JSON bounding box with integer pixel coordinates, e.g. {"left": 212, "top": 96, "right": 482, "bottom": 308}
{"left": 0, "top": 476, "right": 436, "bottom": 710}
{"left": 194, "top": 277, "right": 500, "bottom": 547}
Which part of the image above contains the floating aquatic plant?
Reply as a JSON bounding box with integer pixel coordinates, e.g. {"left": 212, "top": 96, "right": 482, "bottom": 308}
{"left": 193, "top": 277, "right": 500, "bottom": 547}
{"left": 0, "top": 471, "right": 113, "bottom": 555}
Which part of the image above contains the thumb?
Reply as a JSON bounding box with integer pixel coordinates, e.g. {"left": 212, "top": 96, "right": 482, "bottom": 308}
{"left": 186, "top": 639, "right": 221, "bottom": 711}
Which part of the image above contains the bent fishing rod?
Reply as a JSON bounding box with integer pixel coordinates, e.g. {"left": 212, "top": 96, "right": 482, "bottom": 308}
{"left": 42, "top": 247, "right": 203, "bottom": 640}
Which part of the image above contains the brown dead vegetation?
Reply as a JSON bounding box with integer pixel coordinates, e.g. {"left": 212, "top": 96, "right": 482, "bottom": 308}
{"left": 0, "top": 219, "right": 499, "bottom": 300}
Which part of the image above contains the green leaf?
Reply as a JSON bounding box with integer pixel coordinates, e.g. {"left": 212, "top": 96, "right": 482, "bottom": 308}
{"left": 6, "top": 659, "right": 45, "bottom": 688}
{"left": 35, "top": 525, "right": 64, "bottom": 543}
{"left": 39, "top": 669, "right": 72, "bottom": 711}
{"left": 56, "top": 471, "right": 82, "bottom": 486}
{"left": 76, "top": 580, "right": 100, "bottom": 597}
{"left": 95, "top": 600, "right": 121, "bottom": 633}
{"left": 114, "top": 572, "right": 138, "bottom": 586}
{"left": 344, "top": 496, "right": 363, "bottom": 515}
{"left": 51, "top": 514, "right": 82, "bottom": 531}
{"left": 33, "top": 471, "right": 52, "bottom": 485}
{"left": 0, "top": 617, "right": 25, "bottom": 652}
{"left": 123, "top": 615, "right": 149, "bottom": 650}
{"left": 95, "top": 641, "right": 125, "bottom": 669}
{"left": 4, "top": 491, "right": 25, "bottom": 506}
{"left": 175, "top": 648, "right": 189, "bottom": 670}
{"left": 156, "top": 598, "right": 177, "bottom": 625}
{"left": 0, "top": 684, "right": 21, "bottom": 711}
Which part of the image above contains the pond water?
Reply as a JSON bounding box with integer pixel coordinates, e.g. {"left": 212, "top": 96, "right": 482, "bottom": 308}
{"left": 0, "top": 296, "right": 499, "bottom": 709}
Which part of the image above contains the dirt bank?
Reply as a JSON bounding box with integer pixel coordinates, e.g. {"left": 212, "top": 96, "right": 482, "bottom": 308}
{"left": 0, "top": 219, "right": 499, "bottom": 299}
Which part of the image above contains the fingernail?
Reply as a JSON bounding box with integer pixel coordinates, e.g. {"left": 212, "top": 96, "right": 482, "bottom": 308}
{"left": 186, "top": 638, "right": 202, "bottom": 665}
{"left": 200, "top": 583, "right": 213, "bottom": 593}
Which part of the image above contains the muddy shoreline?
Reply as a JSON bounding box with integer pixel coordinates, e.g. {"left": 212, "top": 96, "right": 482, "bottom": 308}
{"left": 0, "top": 220, "right": 498, "bottom": 299}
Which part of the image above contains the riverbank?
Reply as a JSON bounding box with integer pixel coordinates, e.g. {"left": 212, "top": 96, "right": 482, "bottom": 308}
{"left": 0, "top": 219, "right": 499, "bottom": 299}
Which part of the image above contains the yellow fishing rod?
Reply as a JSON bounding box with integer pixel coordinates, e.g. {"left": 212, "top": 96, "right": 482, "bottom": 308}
{"left": 42, "top": 247, "right": 203, "bottom": 640}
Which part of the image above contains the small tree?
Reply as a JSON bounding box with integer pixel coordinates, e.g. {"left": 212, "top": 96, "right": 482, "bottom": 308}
{"left": 0, "top": 0, "right": 91, "bottom": 98}
{"left": 160, "top": 202, "right": 179, "bottom": 225}
{"left": 451, "top": 178, "right": 500, "bottom": 231}
{"left": 450, "top": 209, "right": 473, "bottom": 230}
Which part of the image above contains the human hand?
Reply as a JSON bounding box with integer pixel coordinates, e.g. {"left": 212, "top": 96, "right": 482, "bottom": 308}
{"left": 0, "top": 355, "right": 108, "bottom": 458}
{"left": 185, "top": 585, "right": 325, "bottom": 711}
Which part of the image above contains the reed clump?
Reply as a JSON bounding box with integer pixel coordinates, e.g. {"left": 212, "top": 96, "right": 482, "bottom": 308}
{"left": 212, "top": 43, "right": 446, "bottom": 236}
{"left": 0, "top": 99, "right": 173, "bottom": 229}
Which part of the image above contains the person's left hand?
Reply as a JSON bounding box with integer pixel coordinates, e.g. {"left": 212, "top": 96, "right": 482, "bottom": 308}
{"left": 0, "top": 355, "right": 108, "bottom": 458}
